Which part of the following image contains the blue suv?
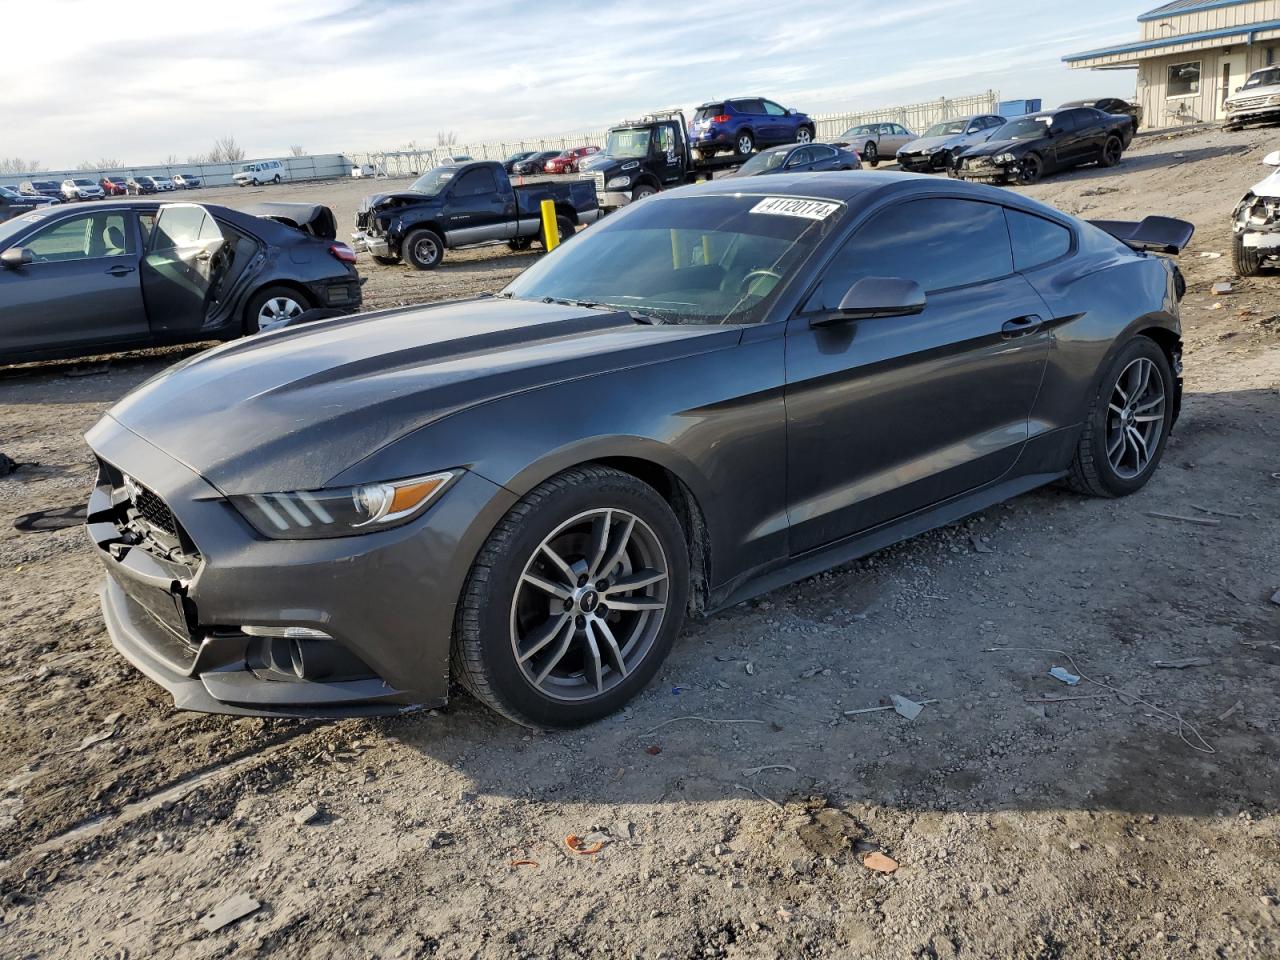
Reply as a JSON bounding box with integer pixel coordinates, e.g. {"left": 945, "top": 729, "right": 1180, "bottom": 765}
{"left": 689, "top": 98, "right": 816, "bottom": 159}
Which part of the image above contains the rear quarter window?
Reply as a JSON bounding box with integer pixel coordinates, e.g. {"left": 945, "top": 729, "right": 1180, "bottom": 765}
{"left": 1005, "top": 208, "right": 1073, "bottom": 271}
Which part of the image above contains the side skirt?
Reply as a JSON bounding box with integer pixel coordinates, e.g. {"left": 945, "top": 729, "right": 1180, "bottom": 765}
{"left": 708, "top": 469, "right": 1066, "bottom": 613}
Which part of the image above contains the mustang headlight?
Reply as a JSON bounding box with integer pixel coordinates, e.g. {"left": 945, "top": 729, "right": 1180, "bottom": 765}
{"left": 231, "top": 471, "right": 454, "bottom": 539}
{"left": 606, "top": 176, "right": 633, "bottom": 188}
{"left": 993, "top": 153, "right": 1017, "bottom": 165}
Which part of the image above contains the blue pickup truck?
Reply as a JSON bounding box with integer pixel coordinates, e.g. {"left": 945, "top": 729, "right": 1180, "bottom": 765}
{"left": 352, "top": 160, "right": 601, "bottom": 269}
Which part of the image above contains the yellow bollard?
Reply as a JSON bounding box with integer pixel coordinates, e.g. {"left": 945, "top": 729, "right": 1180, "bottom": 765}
{"left": 540, "top": 199, "right": 560, "bottom": 251}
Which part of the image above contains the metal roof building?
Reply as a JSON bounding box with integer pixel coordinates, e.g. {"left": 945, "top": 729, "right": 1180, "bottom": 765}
{"left": 1063, "top": 1, "right": 1280, "bottom": 128}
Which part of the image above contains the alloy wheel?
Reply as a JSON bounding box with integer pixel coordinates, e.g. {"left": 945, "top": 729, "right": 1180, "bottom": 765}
{"left": 413, "top": 236, "right": 439, "bottom": 264}
{"left": 509, "top": 508, "right": 670, "bottom": 702}
{"left": 1105, "top": 357, "right": 1165, "bottom": 479}
{"left": 257, "top": 296, "right": 304, "bottom": 332}
{"left": 796, "top": 128, "right": 812, "bottom": 144}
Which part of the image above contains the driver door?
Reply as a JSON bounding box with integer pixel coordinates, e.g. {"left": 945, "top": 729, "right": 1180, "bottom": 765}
{"left": 651, "top": 122, "right": 686, "bottom": 186}
{"left": 140, "top": 203, "right": 225, "bottom": 340}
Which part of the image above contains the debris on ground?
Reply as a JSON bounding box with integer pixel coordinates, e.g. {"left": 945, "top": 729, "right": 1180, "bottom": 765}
{"left": 565, "top": 833, "right": 607, "bottom": 855}
{"left": 844, "top": 698, "right": 939, "bottom": 717}
{"left": 0, "top": 452, "right": 16, "bottom": 477}
{"left": 797, "top": 800, "right": 864, "bottom": 859}
{"left": 1212, "top": 282, "right": 1233, "bottom": 295}
{"left": 510, "top": 859, "right": 538, "bottom": 868}
{"left": 644, "top": 744, "right": 662, "bottom": 756}
{"left": 1049, "top": 666, "right": 1081, "bottom": 686}
{"left": 1218, "top": 701, "right": 1244, "bottom": 722}
{"left": 199, "top": 894, "right": 261, "bottom": 933}
{"left": 742, "top": 764, "right": 795, "bottom": 777}
{"left": 863, "top": 852, "right": 899, "bottom": 874}
{"left": 64, "top": 362, "right": 110, "bottom": 378}
{"left": 293, "top": 804, "right": 323, "bottom": 826}
{"left": 890, "top": 694, "right": 925, "bottom": 721}
{"left": 1153, "top": 657, "right": 1212, "bottom": 669}
{"left": 1147, "top": 511, "right": 1221, "bottom": 526}
{"left": 75, "top": 730, "right": 115, "bottom": 752}
{"left": 1271, "top": 589, "right": 1280, "bottom": 606}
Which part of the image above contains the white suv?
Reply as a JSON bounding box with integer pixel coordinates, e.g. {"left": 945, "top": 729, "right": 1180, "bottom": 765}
{"left": 60, "top": 178, "right": 105, "bottom": 201}
{"left": 233, "top": 159, "right": 286, "bottom": 187}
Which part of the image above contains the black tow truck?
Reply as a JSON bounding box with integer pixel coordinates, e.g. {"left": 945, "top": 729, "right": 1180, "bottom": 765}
{"left": 351, "top": 160, "right": 601, "bottom": 269}
{"left": 581, "top": 110, "right": 745, "bottom": 213}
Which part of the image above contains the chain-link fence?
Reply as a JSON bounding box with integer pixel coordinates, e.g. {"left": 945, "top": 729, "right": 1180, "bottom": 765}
{"left": 347, "top": 91, "right": 1000, "bottom": 175}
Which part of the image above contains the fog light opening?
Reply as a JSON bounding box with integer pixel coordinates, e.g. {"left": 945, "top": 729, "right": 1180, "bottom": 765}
{"left": 289, "top": 638, "right": 306, "bottom": 679}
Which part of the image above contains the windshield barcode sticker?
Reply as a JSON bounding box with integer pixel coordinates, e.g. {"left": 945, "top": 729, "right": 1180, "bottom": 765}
{"left": 750, "top": 197, "right": 841, "bottom": 220}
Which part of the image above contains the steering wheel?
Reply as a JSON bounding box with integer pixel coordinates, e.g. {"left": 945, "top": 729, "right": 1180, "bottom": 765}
{"left": 739, "top": 268, "right": 781, "bottom": 294}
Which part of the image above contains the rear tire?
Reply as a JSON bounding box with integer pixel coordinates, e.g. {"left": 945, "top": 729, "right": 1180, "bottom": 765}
{"left": 451, "top": 465, "right": 689, "bottom": 728}
{"left": 631, "top": 184, "right": 657, "bottom": 203}
{"left": 1066, "top": 337, "right": 1174, "bottom": 498}
{"left": 244, "top": 285, "right": 311, "bottom": 335}
{"left": 735, "top": 131, "right": 755, "bottom": 157}
{"left": 1233, "top": 234, "right": 1263, "bottom": 277}
{"left": 540, "top": 214, "right": 575, "bottom": 249}
{"left": 402, "top": 228, "right": 444, "bottom": 270}
{"left": 796, "top": 126, "right": 814, "bottom": 145}
{"left": 1099, "top": 136, "right": 1123, "bottom": 168}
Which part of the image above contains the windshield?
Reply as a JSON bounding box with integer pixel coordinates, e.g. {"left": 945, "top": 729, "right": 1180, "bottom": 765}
{"left": 73, "top": 179, "right": 94, "bottom": 186}
{"left": 924, "top": 121, "right": 967, "bottom": 137}
{"left": 997, "top": 117, "right": 1051, "bottom": 140}
{"left": 840, "top": 125, "right": 875, "bottom": 138}
{"left": 1244, "top": 67, "right": 1280, "bottom": 89}
{"left": 502, "top": 194, "right": 843, "bottom": 325}
{"left": 408, "top": 166, "right": 456, "bottom": 195}
{"left": 738, "top": 149, "right": 792, "bottom": 175}
{"left": 605, "top": 128, "right": 651, "bottom": 158}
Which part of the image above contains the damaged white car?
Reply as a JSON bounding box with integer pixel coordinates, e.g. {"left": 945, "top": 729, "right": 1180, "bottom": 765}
{"left": 1233, "top": 149, "right": 1280, "bottom": 276}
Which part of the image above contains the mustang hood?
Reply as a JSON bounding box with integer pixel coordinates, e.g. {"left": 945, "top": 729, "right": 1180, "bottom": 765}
{"left": 94, "top": 298, "right": 736, "bottom": 495}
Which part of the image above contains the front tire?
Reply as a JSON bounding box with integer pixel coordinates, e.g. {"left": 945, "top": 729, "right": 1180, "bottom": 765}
{"left": 402, "top": 228, "right": 444, "bottom": 269}
{"left": 631, "top": 184, "right": 657, "bottom": 203}
{"left": 1066, "top": 337, "right": 1174, "bottom": 498}
{"left": 863, "top": 142, "right": 879, "bottom": 167}
{"left": 1015, "top": 153, "right": 1043, "bottom": 185}
{"left": 1233, "top": 234, "right": 1263, "bottom": 276}
{"left": 796, "top": 126, "right": 814, "bottom": 145}
{"left": 452, "top": 465, "right": 689, "bottom": 728}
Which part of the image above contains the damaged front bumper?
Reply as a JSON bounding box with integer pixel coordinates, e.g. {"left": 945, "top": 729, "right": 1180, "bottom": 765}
{"left": 1235, "top": 194, "right": 1280, "bottom": 251}
{"left": 350, "top": 229, "right": 392, "bottom": 259}
{"left": 956, "top": 158, "right": 1014, "bottom": 182}
{"left": 84, "top": 416, "right": 515, "bottom": 718}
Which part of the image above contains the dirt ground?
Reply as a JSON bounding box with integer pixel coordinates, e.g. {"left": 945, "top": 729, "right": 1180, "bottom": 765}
{"left": 1, "top": 126, "right": 1279, "bottom": 960}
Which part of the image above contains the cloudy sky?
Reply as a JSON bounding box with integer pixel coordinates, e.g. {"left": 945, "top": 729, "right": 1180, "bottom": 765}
{"left": 9, "top": 0, "right": 1152, "bottom": 168}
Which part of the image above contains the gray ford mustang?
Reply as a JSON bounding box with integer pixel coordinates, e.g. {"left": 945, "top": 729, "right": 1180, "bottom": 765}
{"left": 85, "top": 173, "right": 1192, "bottom": 727}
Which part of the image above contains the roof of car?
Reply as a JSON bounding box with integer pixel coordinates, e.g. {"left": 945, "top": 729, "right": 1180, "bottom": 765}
{"left": 654, "top": 170, "right": 1079, "bottom": 223}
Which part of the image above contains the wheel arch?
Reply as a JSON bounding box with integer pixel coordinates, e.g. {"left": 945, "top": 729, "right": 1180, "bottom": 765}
{"left": 241, "top": 280, "right": 315, "bottom": 330}
{"left": 499, "top": 443, "right": 715, "bottom": 615}
{"left": 1134, "top": 324, "right": 1183, "bottom": 424}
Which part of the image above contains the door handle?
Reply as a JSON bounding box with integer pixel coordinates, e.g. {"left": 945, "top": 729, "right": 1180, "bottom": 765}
{"left": 1001, "top": 315, "right": 1043, "bottom": 338}
{"left": 105, "top": 264, "right": 136, "bottom": 277}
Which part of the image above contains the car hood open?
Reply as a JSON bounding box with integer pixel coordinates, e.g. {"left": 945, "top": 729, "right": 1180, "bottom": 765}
{"left": 97, "top": 297, "right": 737, "bottom": 495}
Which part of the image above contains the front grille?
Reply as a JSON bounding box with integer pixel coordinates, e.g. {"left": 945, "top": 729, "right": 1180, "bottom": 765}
{"left": 133, "top": 484, "right": 178, "bottom": 536}
{"left": 593, "top": 171, "right": 606, "bottom": 194}
{"left": 1232, "top": 95, "right": 1272, "bottom": 111}
{"left": 355, "top": 210, "right": 370, "bottom": 230}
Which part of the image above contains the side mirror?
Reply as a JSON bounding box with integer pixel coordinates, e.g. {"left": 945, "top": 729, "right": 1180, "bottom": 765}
{"left": 788, "top": 108, "right": 797, "bottom": 116}
{"left": 1, "top": 247, "right": 33, "bottom": 270}
{"left": 1264, "top": 150, "right": 1280, "bottom": 167}
{"left": 811, "top": 277, "right": 926, "bottom": 326}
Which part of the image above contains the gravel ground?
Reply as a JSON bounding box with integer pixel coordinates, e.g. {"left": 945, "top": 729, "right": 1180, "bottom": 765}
{"left": 1, "top": 126, "right": 1279, "bottom": 960}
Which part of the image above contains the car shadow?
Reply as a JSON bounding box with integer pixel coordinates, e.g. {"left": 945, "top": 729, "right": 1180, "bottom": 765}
{"left": 366, "top": 384, "right": 1278, "bottom": 822}
{"left": 0, "top": 345, "right": 211, "bottom": 403}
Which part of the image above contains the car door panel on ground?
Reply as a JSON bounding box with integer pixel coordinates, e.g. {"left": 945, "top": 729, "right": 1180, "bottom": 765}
{"left": 783, "top": 196, "right": 1051, "bottom": 554}
{"left": 0, "top": 209, "right": 147, "bottom": 358}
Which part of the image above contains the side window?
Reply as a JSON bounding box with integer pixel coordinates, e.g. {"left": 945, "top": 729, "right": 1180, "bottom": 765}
{"left": 1052, "top": 113, "right": 1078, "bottom": 134}
{"left": 150, "top": 205, "right": 209, "bottom": 250}
{"left": 787, "top": 147, "right": 814, "bottom": 165}
{"left": 805, "top": 198, "right": 1013, "bottom": 310}
{"left": 656, "top": 124, "right": 676, "bottom": 155}
{"left": 24, "top": 212, "right": 134, "bottom": 262}
{"left": 454, "top": 167, "right": 497, "bottom": 197}
{"left": 762, "top": 100, "right": 787, "bottom": 117}
{"left": 811, "top": 145, "right": 837, "bottom": 161}
{"left": 1005, "top": 208, "right": 1072, "bottom": 271}
{"left": 894, "top": 124, "right": 908, "bottom": 135}
{"left": 735, "top": 99, "right": 765, "bottom": 115}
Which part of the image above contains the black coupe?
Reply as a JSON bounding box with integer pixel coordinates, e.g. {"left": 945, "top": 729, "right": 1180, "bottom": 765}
{"left": 955, "top": 108, "right": 1132, "bottom": 185}
{"left": 84, "top": 174, "right": 1190, "bottom": 726}
{"left": 0, "top": 200, "right": 361, "bottom": 365}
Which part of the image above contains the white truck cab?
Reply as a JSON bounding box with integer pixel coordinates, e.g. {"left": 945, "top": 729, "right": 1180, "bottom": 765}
{"left": 233, "top": 159, "right": 286, "bottom": 187}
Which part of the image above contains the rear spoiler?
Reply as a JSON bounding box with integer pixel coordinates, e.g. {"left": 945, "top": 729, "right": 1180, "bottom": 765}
{"left": 1088, "top": 216, "right": 1195, "bottom": 255}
